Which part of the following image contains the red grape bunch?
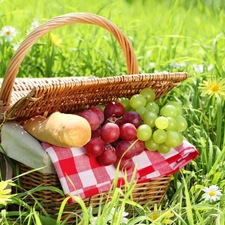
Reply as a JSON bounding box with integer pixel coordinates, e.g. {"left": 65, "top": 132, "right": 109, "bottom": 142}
{"left": 80, "top": 102, "right": 145, "bottom": 171}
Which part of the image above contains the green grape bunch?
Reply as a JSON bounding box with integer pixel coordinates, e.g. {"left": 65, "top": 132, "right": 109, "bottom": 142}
{"left": 118, "top": 87, "right": 188, "bottom": 154}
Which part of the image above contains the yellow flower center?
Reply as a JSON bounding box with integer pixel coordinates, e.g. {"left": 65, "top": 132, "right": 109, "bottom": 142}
{"left": 152, "top": 213, "right": 160, "bottom": 220}
{"left": 209, "top": 191, "right": 216, "bottom": 196}
{"left": 6, "top": 31, "right": 11, "bottom": 36}
{"left": 210, "top": 85, "right": 219, "bottom": 92}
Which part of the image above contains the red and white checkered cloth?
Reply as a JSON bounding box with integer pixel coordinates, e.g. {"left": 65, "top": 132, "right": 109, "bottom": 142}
{"left": 42, "top": 140, "right": 198, "bottom": 203}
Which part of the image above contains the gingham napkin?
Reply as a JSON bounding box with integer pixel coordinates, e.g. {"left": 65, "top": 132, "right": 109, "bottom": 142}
{"left": 42, "top": 140, "right": 198, "bottom": 203}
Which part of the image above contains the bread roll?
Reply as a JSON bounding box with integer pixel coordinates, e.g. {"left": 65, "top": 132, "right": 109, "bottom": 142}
{"left": 23, "top": 112, "right": 91, "bottom": 147}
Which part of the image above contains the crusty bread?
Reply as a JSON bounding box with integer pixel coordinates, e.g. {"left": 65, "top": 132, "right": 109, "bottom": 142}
{"left": 23, "top": 112, "right": 91, "bottom": 147}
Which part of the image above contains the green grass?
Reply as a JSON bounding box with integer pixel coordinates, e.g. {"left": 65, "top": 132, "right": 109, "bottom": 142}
{"left": 1, "top": 0, "right": 225, "bottom": 224}
{"left": 1, "top": 0, "right": 225, "bottom": 78}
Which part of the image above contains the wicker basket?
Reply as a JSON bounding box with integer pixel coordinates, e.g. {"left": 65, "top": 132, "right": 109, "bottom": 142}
{"left": 0, "top": 12, "right": 188, "bottom": 220}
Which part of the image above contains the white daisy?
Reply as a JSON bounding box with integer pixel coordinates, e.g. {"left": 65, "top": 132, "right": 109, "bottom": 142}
{"left": 0, "top": 26, "right": 17, "bottom": 42}
{"left": 202, "top": 185, "right": 222, "bottom": 202}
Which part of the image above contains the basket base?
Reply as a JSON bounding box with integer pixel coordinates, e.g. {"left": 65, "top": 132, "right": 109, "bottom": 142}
{"left": 12, "top": 162, "right": 171, "bottom": 223}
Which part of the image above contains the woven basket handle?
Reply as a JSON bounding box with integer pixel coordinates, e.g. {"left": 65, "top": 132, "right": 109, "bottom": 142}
{"left": 0, "top": 12, "right": 139, "bottom": 108}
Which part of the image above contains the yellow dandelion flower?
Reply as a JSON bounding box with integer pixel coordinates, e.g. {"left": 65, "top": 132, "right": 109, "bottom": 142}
{"left": 0, "top": 180, "right": 15, "bottom": 206}
{"left": 149, "top": 204, "right": 174, "bottom": 224}
{"left": 199, "top": 78, "right": 225, "bottom": 98}
{"left": 50, "top": 33, "right": 62, "bottom": 47}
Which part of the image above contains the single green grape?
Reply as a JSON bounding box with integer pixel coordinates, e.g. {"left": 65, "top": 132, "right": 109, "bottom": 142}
{"left": 130, "top": 94, "right": 147, "bottom": 110}
{"left": 145, "top": 137, "right": 159, "bottom": 151}
{"left": 160, "top": 104, "right": 178, "bottom": 118}
{"left": 167, "top": 101, "right": 183, "bottom": 115}
{"left": 145, "top": 102, "right": 160, "bottom": 115}
{"left": 176, "top": 115, "right": 188, "bottom": 132}
{"left": 153, "top": 129, "right": 167, "bottom": 144}
{"left": 136, "top": 106, "right": 148, "bottom": 118}
{"left": 140, "top": 87, "right": 156, "bottom": 102}
{"left": 164, "top": 131, "right": 182, "bottom": 148}
{"left": 155, "top": 116, "right": 169, "bottom": 129}
{"left": 158, "top": 144, "right": 171, "bottom": 154}
{"left": 165, "top": 117, "right": 177, "bottom": 131}
{"left": 137, "top": 124, "right": 152, "bottom": 141}
{"left": 117, "top": 97, "right": 132, "bottom": 112}
{"left": 143, "top": 111, "right": 158, "bottom": 128}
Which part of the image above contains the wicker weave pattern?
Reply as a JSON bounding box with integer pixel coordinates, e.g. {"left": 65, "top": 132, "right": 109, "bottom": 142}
{"left": 3, "top": 72, "right": 188, "bottom": 122}
{"left": 19, "top": 163, "right": 171, "bottom": 218}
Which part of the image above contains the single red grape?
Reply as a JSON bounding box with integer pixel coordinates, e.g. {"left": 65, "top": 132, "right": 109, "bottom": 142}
{"left": 100, "top": 122, "right": 120, "bottom": 143}
{"left": 122, "top": 111, "right": 142, "bottom": 128}
{"left": 79, "top": 110, "right": 100, "bottom": 131}
{"left": 89, "top": 105, "right": 104, "bottom": 125}
{"left": 104, "top": 101, "right": 126, "bottom": 119}
{"left": 119, "top": 123, "right": 137, "bottom": 141}
{"left": 115, "top": 140, "right": 136, "bottom": 159}
{"left": 97, "top": 144, "right": 117, "bottom": 166}
{"left": 134, "top": 140, "right": 145, "bottom": 156}
{"left": 84, "top": 137, "right": 105, "bottom": 157}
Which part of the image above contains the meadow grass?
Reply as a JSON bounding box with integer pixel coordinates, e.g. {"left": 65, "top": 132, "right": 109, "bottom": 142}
{"left": 1, "top": 0, "right": 225, "bottom": 224}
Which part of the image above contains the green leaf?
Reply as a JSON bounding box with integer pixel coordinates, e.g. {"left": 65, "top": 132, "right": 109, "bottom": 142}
{"left": 212, "top": 172, "right": 222, "bottom": 184}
